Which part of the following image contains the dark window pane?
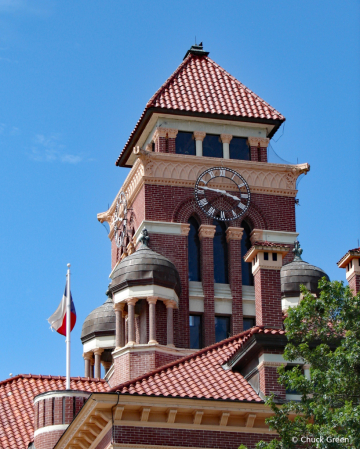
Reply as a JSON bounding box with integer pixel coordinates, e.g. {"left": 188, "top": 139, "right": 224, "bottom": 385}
{"left": 230, "top": 137, "right": 250, "bottom": 160}
{"left": 272, "top": 253, "right": 277, "bottom": 261}
{"left": 241, "top": 221, "right": 254, "bottom": 286}
{"left": 213, "top": 220, "right": 228, "bottom": 283}
{"left": 215, "top": 316, "right": 230, "bottom": 342}
{"left": 243, "top": 317, "right": 255, "bottom": 331}
{"left": 203, "top": 134, "right": 223, "bottom": 158}
{"left": 189, "top": 315, "right": 202, "bottom": 349}
{"left": 176, "top": 131, "right": 196, "bottom": 155}
{"left": 188, "top": 217, "right": 201, "bottom": 281}
{"left": 264, "top": 252, "right": 268, "bottom": 260}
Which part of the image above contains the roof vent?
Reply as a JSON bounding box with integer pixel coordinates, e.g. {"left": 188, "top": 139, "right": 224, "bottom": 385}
{"left": 183, "top": 42, "right": 209, "bottom": 60}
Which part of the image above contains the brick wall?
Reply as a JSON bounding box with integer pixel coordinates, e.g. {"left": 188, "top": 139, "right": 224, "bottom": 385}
{"left": 348, "top": 272, "right": 360, "bottom": 296}
{"left": 34, "top": 429, "right": 65, "bottom": 449}
{"left": 254, "top": 269, "right": 283, "bottom": 328}
{"left": 113, "top": 425, "right": 274, "bottom": 449}
{"left": 95, "top": 428, "right": 112, "bottom": 449}
{"left": 155, "top": 136, "right": 176, "bottom": 154}
{"left": 259, "top": 365, "right": 286, "bottom": 400}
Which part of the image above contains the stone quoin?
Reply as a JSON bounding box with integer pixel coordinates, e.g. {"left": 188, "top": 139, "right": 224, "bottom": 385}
{"left": 0, "top": 43, "right": 353, "bottom": 449}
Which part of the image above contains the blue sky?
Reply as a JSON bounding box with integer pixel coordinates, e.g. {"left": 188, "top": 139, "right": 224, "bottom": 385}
{"left": 0, "top": 0, "right": 359, "bottom": 381}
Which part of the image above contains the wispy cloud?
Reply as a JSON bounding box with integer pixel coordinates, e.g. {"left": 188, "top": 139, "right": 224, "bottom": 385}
{"left": 28, "top": 133, "right": 86, "bottom": 164}
{"left": 0, "top": 0, "right": 53, "bottom": 16}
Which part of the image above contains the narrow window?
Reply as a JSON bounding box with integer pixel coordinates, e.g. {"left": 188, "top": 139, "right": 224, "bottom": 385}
{"left": 176, "top": 131, "right": 196, "bottom": 155}
{"left": 243, "top": 317, "right": 256, "bottom": 331}
{"left": 272, "top": 253, "right": 277, "bottom": 261}
{"left": 264, "top": 252, "right": 269, "bottom": 261}
{"left": 230, "top": 137, "right": 250, "bottom": 160}
{"left": 52, "top": 398, "right": 55, "bottom": 425}
{"left": 202, "top": 134, "right": 223, "bottom": 158}
{"left": 189, "top": 315, "right": 202, "bottom": 349}
{"left": 215, "top": 316, "right": 230, "bottom": 342}
{"left": 213, "top": 221, "right": 228, "bottom": 284}
{"left": 62, "top": 397, "right": 65, "bottom": 424}
{"left": 73, "top": 396, "right": 76, "bottom": 419}
{"left": 241, "top": 221, "right": 254, "bottom": 286}
{"left": 188, "top": 217, "right": 201, "bottom": 281}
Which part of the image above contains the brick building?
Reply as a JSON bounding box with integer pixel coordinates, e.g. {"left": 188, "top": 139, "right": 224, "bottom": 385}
{"left": 1, "top": 44, "right": 358, "bottom": 449}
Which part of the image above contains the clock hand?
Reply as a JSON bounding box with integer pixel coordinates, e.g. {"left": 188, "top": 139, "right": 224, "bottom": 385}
{"left": 199, "top": 186, "right": 241, "bottom": 202}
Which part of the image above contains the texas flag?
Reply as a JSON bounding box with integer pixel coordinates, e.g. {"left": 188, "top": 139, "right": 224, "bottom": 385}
{"left": 48, "top": 284, "right": 76, "bottom": 336}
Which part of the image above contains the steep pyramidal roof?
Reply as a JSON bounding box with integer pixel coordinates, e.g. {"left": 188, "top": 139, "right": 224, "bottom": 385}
{"left": 116, "top": 49, "right": 285, "bottom": 166}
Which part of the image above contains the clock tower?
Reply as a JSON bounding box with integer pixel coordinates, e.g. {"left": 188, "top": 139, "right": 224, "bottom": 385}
{"left": 96, "top": 44, "right": 309, "bottom": 386}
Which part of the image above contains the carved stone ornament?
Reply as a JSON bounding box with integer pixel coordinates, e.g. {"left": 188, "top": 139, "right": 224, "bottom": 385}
{"left": 152, "top": 127, "right": 178, "bottom": 142}
{"left": 247, "top": 136, "right": 270, "bottom": 148}
{"left": 226, "top": 227, "right": 244, "bottom": 242}
{"left": 193, "top": 131, "right": 206, "bottom": 141}
{"left": 220, "top": 134, "right": 233, "bottom": 144}
{"left": 198, "top": 224, "right": 216, "bottom": 240}
{"left": 180, "top": 223, "right": 191, "bottom": 236}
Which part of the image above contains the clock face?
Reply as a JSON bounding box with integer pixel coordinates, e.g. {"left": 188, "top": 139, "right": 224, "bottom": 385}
{"left": 112, "top": 191, "right": 128, "bottom": 248}
{"left": 195, "top": 167, "right": 251, "bottom": 221}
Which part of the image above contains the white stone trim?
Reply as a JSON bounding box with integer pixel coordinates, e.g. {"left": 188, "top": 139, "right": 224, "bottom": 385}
{"left": 34, "top": 390, "right": 90, "bottom": 404}
{"left": 189, "top": 281, "right": 204, "bottom": 298}
{"left": 243, "top": 300, "right": 255, "bottom": 316}
{"left": 215, "top": 298, "right": 232, "bottom": 314}
{"left": 214, "top": 283, "right": 232, "bottom": 299}
{"left": 189, "top": 298, "right": 204, "bottom": 313}
{"left": 251, "top": 229, "right": 299, "bottom": 245}
{"left": 258, "top": 353, "right": 304, "bottom": 365}
{"left": 134, "top": 220, "right": 187, "bottom": 242}
{"left": 242, "top": 285, "right": 255, "bottom": 301}
{"left": 34, "top": 424, "right": 68, "bottom": 436}
{"left": 83, "top": 335, "right": 116, "bottom": 353}
{"left": 111, "top": 343, "right": 194, "bottom": 362}
{"left": 286, "top": 394, "right": 302, "bottom": 401}
{"left": 281, "top": 296, "right": 300, "bottom": 311}
{"left": 113, "top": 285, "right": 179, "bottom": 305}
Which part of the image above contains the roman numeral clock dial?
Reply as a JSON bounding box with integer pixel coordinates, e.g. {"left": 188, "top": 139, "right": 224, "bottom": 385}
{"left": 112, "top": 191, "right": 128, "bottom": 248}
{"left": 194, "top": 167, "right": 251, "bottom": 221}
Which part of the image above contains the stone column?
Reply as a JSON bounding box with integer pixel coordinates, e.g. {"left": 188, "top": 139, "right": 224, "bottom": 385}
{"left": 127, "top": 298, "right": 138, "bottom": 345}
{"left": 114, "top": 303, "right": 125, "bottom": 348}
{"left": 101, "top": 361, "right": 112, "bottom": 375}
{"left": 226, "top": 227, "right": 244, "bottom": 335}
{"left": 164, "top": 300, "right": 176, "bottom": 347}
{"left": 247, "top": 137, "right": 270, "bottom": 163}
{"left": 193, "top": 131, "right": 206, "bottom": 157}
{"left": 147, "top": 297, "right": 158, "bottom": 345}
{"left": 93, "top": 348, "right": 104, "bottom": 379}
{"left": 83, "top": 352, "right": 93, "bottom": 378}
{"left": 220, "top": 134, "right": 232, "bottom": 159}
{"left": 199, "top": 224, "right": 216, "bottom": 347}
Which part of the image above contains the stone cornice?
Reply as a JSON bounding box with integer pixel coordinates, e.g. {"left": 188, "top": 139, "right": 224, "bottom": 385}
{"left": 98, "top": 151, "right": 309, "bottom": 240}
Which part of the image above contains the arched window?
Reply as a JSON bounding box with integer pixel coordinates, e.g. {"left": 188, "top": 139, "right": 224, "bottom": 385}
{"left": 213, "top": 220, "right": 229, "bottom": 284}
{"left": 188, "top": 217, "right": 201, "bottom": 281}
{"left": 241, "top": 221, "right": 254, "bottom": 286}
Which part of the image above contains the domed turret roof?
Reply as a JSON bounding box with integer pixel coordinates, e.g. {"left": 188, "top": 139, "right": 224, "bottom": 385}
{"left": 108, "top": 229, "right": 181, "bottom": 297}
{"left": 81, "top": 297, "right": 115, "bottom": 343}
{"left": 281, "top": 241, "right": 329, "bottom": 298}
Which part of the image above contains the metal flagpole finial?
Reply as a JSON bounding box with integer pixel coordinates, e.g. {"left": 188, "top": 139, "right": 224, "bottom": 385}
{"left": 67, "top": 263, "right": 71, "bottom": 268}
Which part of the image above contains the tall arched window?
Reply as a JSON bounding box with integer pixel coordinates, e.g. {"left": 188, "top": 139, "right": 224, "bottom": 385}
{"left": 188, "top": 217, "right": 201, "bottom": 281}
{"left": 213, "top": 220, "right": 229, "bottom": 284}
{"left": 241, "top": 221, "right": 254, "bottom": 286}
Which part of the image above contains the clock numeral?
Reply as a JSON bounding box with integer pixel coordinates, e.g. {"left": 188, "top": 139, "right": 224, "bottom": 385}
{"left": 220, "top": 211, "right": 225, "bottom": 220}
{"left": 208, "top": 170, "right": 215, "bottom": 179}
{"left": 238, "top": 182, "right": 245, "bottom": 188}
{"left": 219, "top": 169, "right": 226, "bottom": 177}
{"left": 238, "top": 202, "right": 246, "bottom": 210}
{"left": 241, "top": 193, "right": 248, "bottom": 199}
{"left": 199, "top": 198, "right": 208, "bottom": 206}
{"left": 208, "top": 206, "right": 215, "bottom": 216}
{"left": 231, "top": 174, "right": 237, "bottom": 180}
{"left": 200, "top": 179, "right": 207, "bottom": 185}
{"left": 231, "top": 210, "right": 237, "bottom": 218}
{"left": 197, "top": 189, "right": 205, "bottom": 194}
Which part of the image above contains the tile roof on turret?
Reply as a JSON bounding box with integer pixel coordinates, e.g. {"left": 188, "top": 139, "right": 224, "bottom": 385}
{"left": 116, "top": 50, "right": 285, "bottom": 166}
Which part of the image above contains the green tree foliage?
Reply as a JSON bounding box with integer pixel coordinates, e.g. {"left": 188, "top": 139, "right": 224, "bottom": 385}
{"left": 239, "top": 279, "right": 360, "bottom": 449}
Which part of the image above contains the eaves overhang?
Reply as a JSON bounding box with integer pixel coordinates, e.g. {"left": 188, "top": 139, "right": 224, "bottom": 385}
{"left": 116, "top": 107, "right": 285, "bottom": 168}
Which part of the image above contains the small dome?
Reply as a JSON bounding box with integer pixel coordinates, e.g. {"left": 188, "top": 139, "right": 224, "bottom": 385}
{"left": 81, "top": 297, "right": 115, "bottom": 343}
{"left": 108, "top": 229, "right": 181, "bottom": 297}
{"left": 281, "top": 241, "right": 329, "bottom": 298}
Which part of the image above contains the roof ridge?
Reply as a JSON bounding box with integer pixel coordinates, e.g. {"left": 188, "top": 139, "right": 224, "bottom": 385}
{"left": 110, "top": 326, "right": 265, "bottom": 392}
{"left": 0, "top": 374, "right": 107, "bottom": 387}
{"left": 146, "top": 54, "right": 193, "bottom": 108}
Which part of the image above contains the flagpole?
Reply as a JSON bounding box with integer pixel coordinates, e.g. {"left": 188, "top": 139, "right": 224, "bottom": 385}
{"left": 66, "top": 263, "right": 71, "bottom": 390}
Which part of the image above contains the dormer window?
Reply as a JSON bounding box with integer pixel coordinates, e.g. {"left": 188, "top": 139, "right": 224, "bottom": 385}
{"left": 175, "top": 131, "right": 196, "bottom": 155}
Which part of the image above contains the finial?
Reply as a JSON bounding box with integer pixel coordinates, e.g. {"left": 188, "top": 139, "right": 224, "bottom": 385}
{"left": 292, "top": 240, "right": 303, "bottom": 261}
{"left": 139, "top": 228, "right": 150, "bottom": 247}
{"left": 67, "top": 263, "right": 71, "bottom": 268}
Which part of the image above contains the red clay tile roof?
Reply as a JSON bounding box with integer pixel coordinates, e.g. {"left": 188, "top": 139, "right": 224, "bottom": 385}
{"left": 116, "top": 53, "right": 285, "bottom": 166}
{"left": 111, "top": 326, "right": 285, "bottom": 401}
{"left": 0, "top": 374, "right": 109, "bottom": 449}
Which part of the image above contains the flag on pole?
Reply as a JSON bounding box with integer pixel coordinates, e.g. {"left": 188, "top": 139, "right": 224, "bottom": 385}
{"left": 48, "top": 284, "right": 76, "bottom": 336}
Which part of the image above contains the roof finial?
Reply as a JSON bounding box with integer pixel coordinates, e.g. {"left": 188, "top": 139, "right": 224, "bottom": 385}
{"left": 139, "top": 228, "right": 150, "bottom": 247}
{"left": 292, "top": 240, "right": 303, "bottom": 261}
